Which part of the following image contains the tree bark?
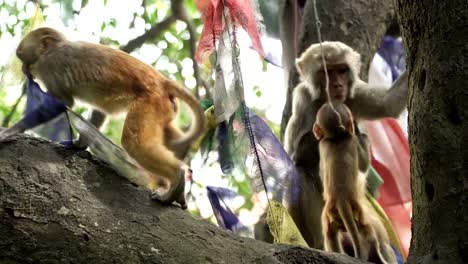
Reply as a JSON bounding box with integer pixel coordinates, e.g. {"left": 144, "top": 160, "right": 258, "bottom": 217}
{"left": 396, "top": 1, "right": 468, "bottom": 263}
{"left": 280, "top": 0, "right": 395, "bottom": 137}
{"left": 0, "top": 134, "right": 370, "bottom": 264}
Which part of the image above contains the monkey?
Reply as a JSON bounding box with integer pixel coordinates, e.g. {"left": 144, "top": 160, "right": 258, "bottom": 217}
{"left": 282, "top": 41, "right": 408, "bottom": 249}
{"left": 313, "top": 102, "right": 396, "bottom": 264}
{"left": 0, "top": 27, "right": 206, "bottom": 209}
{"left": 314, "top": 102, "right": 368, "bottom": 258}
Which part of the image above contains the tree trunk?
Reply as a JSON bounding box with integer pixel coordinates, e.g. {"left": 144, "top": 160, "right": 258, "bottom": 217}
{"left": 396, "top": 1, "right": 468, "bottom": 264}
{"left": 280, "top": 0, "right": 395, "bottom": 137}
{"left": 0, "top": 134, "right": 370, "bottom": 264}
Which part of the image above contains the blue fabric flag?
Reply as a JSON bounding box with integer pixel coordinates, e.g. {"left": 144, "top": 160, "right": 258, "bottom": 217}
{"left": 247, "top": 110, "right": 300, "bottom": 203}
{"left": 206, "top": 186, "right": 246, "bottom": 232}
{"left": 22, "top": 75, "right": 73, "bottom": 143}
{"left": 377, "top": 36, "right": 406, "bottom": 81}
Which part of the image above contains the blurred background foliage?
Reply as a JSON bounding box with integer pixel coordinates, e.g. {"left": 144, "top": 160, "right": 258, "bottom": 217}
{"left": 0, "top": 0, "right": 283, "bottom": 235}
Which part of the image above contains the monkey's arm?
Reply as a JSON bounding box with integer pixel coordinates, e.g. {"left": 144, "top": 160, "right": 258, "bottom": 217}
{"left": 350, "top": 71, "right": 408, "bottom": 120}
{"left": 284, "top": 83, "right": 316, "bottom": 160}
{"left": 357, "top": 132, "right": 371, "bottom": 173}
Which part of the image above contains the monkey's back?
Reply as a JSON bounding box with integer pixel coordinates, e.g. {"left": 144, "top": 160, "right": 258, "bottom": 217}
{"left": 319, "top": 136, "right": 367, "bottom": 203}
{"left": 34, "top": 41, "right": 170, "bottom": 114}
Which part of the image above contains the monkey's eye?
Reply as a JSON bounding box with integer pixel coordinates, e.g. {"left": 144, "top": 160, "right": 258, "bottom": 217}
{"left": 338, "top": 68, "right": 348, "bottom": 74}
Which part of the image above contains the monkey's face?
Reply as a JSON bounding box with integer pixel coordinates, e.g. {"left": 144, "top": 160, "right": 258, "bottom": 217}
{"left": 16, "top": 28, "right": 63, "bottom": 76}
{"left": 316, "top": 64, "right": 350, "bottom": 102}
{"left": 16, "top": 36, "right": 41, "bottom": 75}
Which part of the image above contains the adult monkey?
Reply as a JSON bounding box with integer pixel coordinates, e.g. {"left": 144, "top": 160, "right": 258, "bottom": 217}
{"left": 283, "top": 41, "right": 408, "bottom": 249}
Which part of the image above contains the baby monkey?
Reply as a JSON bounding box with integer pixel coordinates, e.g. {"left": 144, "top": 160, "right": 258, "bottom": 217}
{"left": 1, "top": 27, "right": 206, "bottom": 209}
{"left": 313, "top": 103, "right": 396, "bottom": 264}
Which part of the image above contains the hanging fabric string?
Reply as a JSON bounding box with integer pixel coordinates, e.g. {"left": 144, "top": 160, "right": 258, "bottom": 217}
{"left": 220, "top": 0, "right": 275, "bottom": 234}
{"left": 311, "top": 0, "right": 343, "bottom": 128}
{"left": 293, "top": 0, "right": 299, "bottom": 58}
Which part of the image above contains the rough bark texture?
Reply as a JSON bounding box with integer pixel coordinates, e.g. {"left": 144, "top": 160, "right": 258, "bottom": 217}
{"left": 0, "top": 134, "right": 373, "bottom": 264}
{"left": 397, "top": 1, "right": 468, "bottom": 264}
{"left": 280, "top": 0, "right": 395, "bottom": 137}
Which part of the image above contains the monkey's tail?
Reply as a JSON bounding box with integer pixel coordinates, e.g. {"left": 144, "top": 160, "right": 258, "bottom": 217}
{"left": 337, "top": 202, "right": 363, "bottom": 259}
{"left": 165, "top": 80, "right": 206, "bottom": 148}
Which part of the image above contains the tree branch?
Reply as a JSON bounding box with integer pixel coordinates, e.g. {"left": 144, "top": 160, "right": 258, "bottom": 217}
{"left": 0, "top": 134, "right": 368, "bottom": 264}
{"left": 171, "top": 0, "right": 202, "bottom": 100}
{"left": 121, "top": 15, "right": 177, "bottom": 53}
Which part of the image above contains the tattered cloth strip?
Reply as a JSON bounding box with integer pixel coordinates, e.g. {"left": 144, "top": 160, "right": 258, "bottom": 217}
{"left": 66, "top": 109, "right": 157, "bottom": 190}
{"left": 194, "top": 0, "right": 305, "bottom": 244}
{"left": 365, "top": 35, "right": 411, "bottom": 257}
{"left": 245, "top": 111, "right": 299, "bottom": 203}
{"left": 206, "top": 186, "right": 247, "bottom": 233}
{"left": 266, "top": 199, "right": 308, "bottom": 247}
{"left": 194, "top": 0, "right": 265, "bottom": 64}
{"left": 22, "top": 76, "right": 73, "bottom": 143}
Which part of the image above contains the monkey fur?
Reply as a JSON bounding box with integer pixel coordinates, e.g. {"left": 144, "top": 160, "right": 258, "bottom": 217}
{"left": 282, "top": 41, "right": 408, "bottom": 249}
{"left": 4, "top": 27, "right": 206, "bottom": 209}
{"left": 314, "top": 103, "right": 396, "bottom": 264}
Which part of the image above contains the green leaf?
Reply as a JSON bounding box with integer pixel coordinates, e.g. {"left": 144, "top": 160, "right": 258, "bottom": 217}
{"left": 81, "top": 0, "right": 89, "bottom": 9}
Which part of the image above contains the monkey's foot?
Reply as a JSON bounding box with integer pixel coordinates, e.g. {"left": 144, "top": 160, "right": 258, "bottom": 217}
{"left": 177, "top": 190, "right": 187, "bottom": 210}
{"left": 150, "top": 169, "right": 186, "bottom": 209}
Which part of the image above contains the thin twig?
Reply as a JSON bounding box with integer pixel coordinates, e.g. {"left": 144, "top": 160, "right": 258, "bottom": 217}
{"left": 121, "top": 15, "right": 177, "bottom": 53}
{"left": 2, "top": 83, "right": 26, "bottom": 127}
{"left": 171, "top": 0, "right": 202, "bottom": 100}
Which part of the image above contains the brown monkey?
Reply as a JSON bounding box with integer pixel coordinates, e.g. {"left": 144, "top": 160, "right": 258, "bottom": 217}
{"left": 313, "top": 103, "right": 396, "bottom": 264}
{"left": 1, "top": 27, "right": 206, "bottom": 208}
{"left": 283, "top": 41, "right": 408, "bottom": 249}
{"left": 313, "top": 102, "right": 367, "bottom": 258}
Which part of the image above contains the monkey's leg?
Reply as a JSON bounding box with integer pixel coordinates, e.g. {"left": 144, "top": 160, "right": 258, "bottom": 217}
{"left": 165, "top": 122, "right": 189, "bottom": 159}
{"left": 323, "top": 221, "right": 342, "bottom": 253}
{"left": 368, "top": 220, "right": 397, "bottom": 264}
{"left": 164, "top": 122, "right": 190, "bottom": 208}
{"left": 337, "top": 202, "right": 363, "bottom": 259}
{"left": 322, "top": 204, "right": 342, "bottom": 253}
{"left": 358, "top": 221, "right": 379, "bottom": 261}
{"left": 73, "top": 109, "right": 107, "bottom": 149}
{"left": 121, "top": 100, "right": 186, "bottom": 208}
{"left": 371, "top": 242, "right": 396, "bottom": 264}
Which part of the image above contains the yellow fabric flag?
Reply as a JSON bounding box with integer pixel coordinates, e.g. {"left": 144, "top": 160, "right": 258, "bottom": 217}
{"left": 266, "top": 195, "right": 405, "bottom": 261}
{"left": 266, "top": 199, "right": 308, "bottom": 247}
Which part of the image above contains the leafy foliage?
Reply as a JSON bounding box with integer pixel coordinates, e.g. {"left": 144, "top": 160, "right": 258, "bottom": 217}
{"left": 0, "top": 0, "right": 282, "bottom": 234}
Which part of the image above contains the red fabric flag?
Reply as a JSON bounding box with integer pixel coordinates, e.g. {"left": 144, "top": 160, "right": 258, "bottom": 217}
{"left": 366, "top": 118, "right": 412, "bottom": 257}
{"left": 195, "top": 0, "right": 264, "bottom": 64}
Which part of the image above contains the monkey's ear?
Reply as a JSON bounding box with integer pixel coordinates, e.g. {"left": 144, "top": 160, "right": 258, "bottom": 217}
{"left": 313, "top": 123, "right": 322, "bottom": 140}
{"left": 295, "top": 58, "right": 305, "bottom": 76}
{"left": 40, "top": 35, "right": 58, "bottom": 52}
